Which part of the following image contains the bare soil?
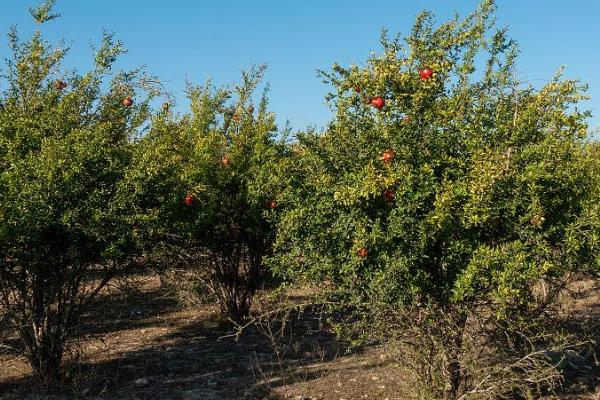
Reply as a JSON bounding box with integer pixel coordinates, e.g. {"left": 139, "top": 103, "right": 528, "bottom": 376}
{"left": 1, "top": 274, "right": 599, "bottom": 400}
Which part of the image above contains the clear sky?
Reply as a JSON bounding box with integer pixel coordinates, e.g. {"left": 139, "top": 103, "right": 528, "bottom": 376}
{"left": 1, "top": 1, "right": 599, "bottom": 136}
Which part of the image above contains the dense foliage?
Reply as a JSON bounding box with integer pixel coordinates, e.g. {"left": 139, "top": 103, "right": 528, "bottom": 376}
{"left": 268, "top": 1, "right": 599, "bottom": 398}
{"left": 126, "top": 66, "right": 284, "bottom": 321}
{"left": 0, "top": 2, "right": 154, "bottom": 385}
{"left": 1, "top": 1, "right": 598, "bottom": 397}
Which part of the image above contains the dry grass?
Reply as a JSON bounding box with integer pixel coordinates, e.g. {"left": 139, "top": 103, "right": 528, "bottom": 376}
{"left": 0, "top": 274, "right": 598, "bottom": 400}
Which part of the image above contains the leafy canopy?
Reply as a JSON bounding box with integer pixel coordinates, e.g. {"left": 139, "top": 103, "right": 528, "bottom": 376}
{"left": 269, "top": 1, "right": 598, "bottom": 319}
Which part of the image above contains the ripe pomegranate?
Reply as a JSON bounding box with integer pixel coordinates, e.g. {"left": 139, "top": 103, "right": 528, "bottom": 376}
{"left": 54, "top": 80, "right": 67, "bottom": 90}
{"left": 370, "top": 97, "right": 385, "bottom": 110}
{"left": 357, "top": 247, "right": 369, "bottom": 258}
{"left": 380, "top": 149, "right": 396, "bottom": 164}
{"left": 267, "top": 200, "right": 277, "bottom": 209}
{"left": 383, "top": 188, "right": 395, "bottom": 203}
{"left": 122, "top": 96, "right": 133, "bottom": 107}
{"left": 221, "top": 155, "right": 231, "bottom": 166}
{"left": 419, "top": 67, "right": 434, "bottom": 80}
{"left": 184, "top": 194, "right": 194, "bottom": 207}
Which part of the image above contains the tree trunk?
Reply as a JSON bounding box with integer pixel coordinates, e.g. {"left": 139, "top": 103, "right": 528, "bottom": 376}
{"left": 220, "top": 285, "right": 251, "bottom": 323}
{"left": 23, "top": 277, "right": 68, "bottom": 389}
{"left": 446, "top": 358, "right": 461, "bottom": 400}
{"left": 27, "top": 332, "right": 64, "bottom": 389}
{"left": 444, "top": 312, "right": 468, "bottom": 400}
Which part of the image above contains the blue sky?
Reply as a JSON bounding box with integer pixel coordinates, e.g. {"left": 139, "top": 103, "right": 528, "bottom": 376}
{"left": 1, "top": 1, "right": 599, "bottom": 136}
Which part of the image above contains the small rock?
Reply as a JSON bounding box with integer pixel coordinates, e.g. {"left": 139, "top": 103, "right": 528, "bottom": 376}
{"left": 134, "top": 377, "right": 150, "bottom": 387}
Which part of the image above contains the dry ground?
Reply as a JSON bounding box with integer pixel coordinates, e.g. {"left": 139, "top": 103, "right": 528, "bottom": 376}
{"left": 1, "top": 274, "right": 599, "bottom": 400}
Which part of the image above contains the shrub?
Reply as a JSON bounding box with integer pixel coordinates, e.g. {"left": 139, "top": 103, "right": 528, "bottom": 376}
{"left": 127, "top": 66, "right": 284, "bottom": 322}
{"left": 0, "top": 1, "right": 155, "bottom": 387}
{"left": 269, "top": 1, "right": 599, "bottom": 398}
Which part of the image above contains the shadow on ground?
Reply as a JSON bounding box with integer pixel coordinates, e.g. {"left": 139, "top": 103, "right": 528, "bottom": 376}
{"left": 0, "top": 276, "right": 357, "bottom": 400}
{"left": 2, "top": 275, "right": 599, "bottom": 400}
